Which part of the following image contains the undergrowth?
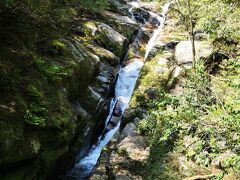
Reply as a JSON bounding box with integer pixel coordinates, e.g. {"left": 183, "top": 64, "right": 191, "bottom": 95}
{"left": 138, "top": 59, "right": 240, "bottom": 179}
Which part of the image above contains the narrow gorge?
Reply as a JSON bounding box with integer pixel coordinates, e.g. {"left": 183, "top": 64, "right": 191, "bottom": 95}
{"left": 0, "top": 0, "right": 239, "bottom": 180}
{"left": 67, "top": 2, "right": 172, "bottom": 179}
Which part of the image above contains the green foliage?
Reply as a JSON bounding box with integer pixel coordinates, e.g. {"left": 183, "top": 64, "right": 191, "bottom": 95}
{"left": 34, "top": 57, "right": 67, "bottom": 82}
{"left": 78, "top": 0, "right": 109, "bottom": 11}
{"left": 174, "top": 0, "right": 240, "bottom": 41}
{"left": 24, "top": 109, "right": 46, "bottom": 126}
{"left": 51, "top": 40, "right": 66, "bottom": 54}
{"left": 174, "top": 0, "right": 201, "bottom": 31}
{"left": 1, "top": 0, "right": 108, "bottom": 34}
{"left": 224, "top": 156, "right": 240, "bottom": 170}
{"left": 139, "top": 56, "right": 240, "bottom": 178}
{"left": 2, "top": 0, "right": 14, "bottom": 7}
{"left": 26, "top": 85, "right": 43, "bottom": 99}
{"left": 196, "top": 0, "right": 240, "bottom": 41}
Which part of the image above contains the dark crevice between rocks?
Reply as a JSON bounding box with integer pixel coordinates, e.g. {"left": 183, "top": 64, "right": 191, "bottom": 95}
{"left": 0, "top": 159, "right": 35, "bottom": 179}
{"left": 205, "top": 51, "right": 230, "bottom": 75}
{"left": 120, "top": 26, "right": 142, "bottom": 65}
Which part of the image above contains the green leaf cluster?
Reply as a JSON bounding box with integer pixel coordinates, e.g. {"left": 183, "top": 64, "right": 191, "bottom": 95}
{"left": 1, "top": 0, "right": 108, "bottom": 26}
{"left": 139, "top": 58, "right": 240, "bottom": 178}
{"left": 175, "top": 0, "right": 240, "bottom": 41}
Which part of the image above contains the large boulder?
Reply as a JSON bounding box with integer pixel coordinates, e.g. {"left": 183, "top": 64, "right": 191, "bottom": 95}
{"left": 80, "top": 86, "right": 105, "bottom": 114}
{"left": 91, "top": 122, "right": 148, "bottom": 180}
{"left": 108, "top": 0, "right": 130, "bottom": 16}
{"left": 79, "top": 21, "right": 127, "bottom": 57}
{"left": 75, "top": 21, "right": 128, "bottom": 57}
{"left": 105, "top": 123, "right": 148, "bottom": 179}
{"left": 99, "top": 11, "right": 139, "bottom": 38}
{"left": 63, "top": 38, "right": 101, "bottom": 101}
{"left": 84, "top": 43, "right": 120, "bottom": 66}
{"left": 63, "top": 38, "right": 117, "bottom": 116}
{"left": 175, "top": 40, "right": 214, "bottom": 66}
{"left": 95, "top": 22, "right": 128, "bottom": 57}
{"left": 116, "top": 122, "right": 148, "bottom": 161}
{"left": 79, "top": 61, "right": 117, "bottom": 115}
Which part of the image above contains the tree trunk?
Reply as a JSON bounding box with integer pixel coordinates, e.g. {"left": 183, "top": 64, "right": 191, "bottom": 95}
{"left": 187, "top": 0, "right": 196, "bottom": 72}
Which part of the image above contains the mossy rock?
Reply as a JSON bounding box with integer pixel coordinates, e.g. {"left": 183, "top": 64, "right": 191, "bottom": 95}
{"left": 84, "top": 43, "right": 120, "bottom": 66}
{"left": 99, "top": 11, "right": 138, "bottom": 39}
{"left": 79, "top": 21, "right": 127, "bottom": 57}
{"left": 95, "top": 22, "right": 127, "bottom": 57}
{"left": 0, "top": 36, "right": 102, "bottom": 179}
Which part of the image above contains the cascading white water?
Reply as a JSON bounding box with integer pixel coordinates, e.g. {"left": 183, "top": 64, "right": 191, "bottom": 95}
{"left": 128, "top": 1, "right": 140, "bottom": 20}
{"left": 71, "top": 122, "right": 120, "bottom": 178}
{"left": 69, "top": 1, "right": 172, "bottom": 179}
{"left": 70, "top": 60, "right": 145, "bottom": 179}
{"left": 144, "top": 2, "right": 172, "bottom": 60}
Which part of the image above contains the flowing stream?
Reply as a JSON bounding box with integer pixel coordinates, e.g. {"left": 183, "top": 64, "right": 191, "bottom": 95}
{"left": 68, "top": 1, "right": 172, "bottom": 179}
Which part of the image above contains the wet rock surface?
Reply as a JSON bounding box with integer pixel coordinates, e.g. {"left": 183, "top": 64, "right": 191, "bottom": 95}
{"left": 91, "top": 121, "right": 148, "bottom": 180}
{"left": 90, "top": 2, "right": 173, "bottom": 179}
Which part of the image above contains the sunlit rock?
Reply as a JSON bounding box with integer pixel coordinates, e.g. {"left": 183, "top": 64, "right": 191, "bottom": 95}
{"left": 100, "top": 11, "right": 139, "bottom": 38}
{"left": 95, "top": 23, "right": 127, "bottom": 57}
{"left": 175, "top": 41, "right": 214, "bottom": 67}
{"left": 85, "top": 43, "right": 120, "bottom": 66}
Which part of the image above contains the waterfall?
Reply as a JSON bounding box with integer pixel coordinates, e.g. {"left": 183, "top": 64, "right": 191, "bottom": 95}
{"left": 68, "top": 1, "right": 172, "bottom": 179}
{"left": 144, "top": 2, "right": 172, "bottom": 60}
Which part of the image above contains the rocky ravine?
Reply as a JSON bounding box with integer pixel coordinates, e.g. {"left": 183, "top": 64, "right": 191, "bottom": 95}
{"left": 1, "top": 0, "right": 239, "bottom": 180}
{"left": 91, "top": 3, "right": 216, "bottom": 180}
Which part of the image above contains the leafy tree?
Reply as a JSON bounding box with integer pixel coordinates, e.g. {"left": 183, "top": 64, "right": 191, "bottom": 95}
{"left": 196, "top": 0, "right": 240, "bottom": 42}
{"left": 174, "top": 0, "right": 202, "bottom": 71}
{"left": 174, "top": 0, "right": 240, "bottom": 69}
{"left": 0, "top": 0, "right": 109, "bottom": 24}
{"left": 78, "top": 0, "right": 109, "bottom": 11}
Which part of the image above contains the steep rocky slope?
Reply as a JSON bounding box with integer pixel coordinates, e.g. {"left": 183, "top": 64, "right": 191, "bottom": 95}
{"left": 0, "top": 1, "right": 139, "bottom": 179}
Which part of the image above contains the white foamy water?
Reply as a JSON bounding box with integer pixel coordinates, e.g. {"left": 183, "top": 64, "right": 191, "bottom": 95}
{"left": 128, "top": 1, "right": 140, "bottom": 21}
{"left": 71, "top": 60, "right": 144, "bottom": 179}
{"left": 72, "top": 122, "right": 120, "bottom": 178}
{"left": 129, "top": 1, "right": 140, "bottom": 8}
{"left": 70, "top": 1, "right": 172, "bottom": 179}
{"left": 115, "top": 60, "right": 144, "bottom": 111}
{"left": 144, "top": 2, "right": 172, "bottom": 60}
